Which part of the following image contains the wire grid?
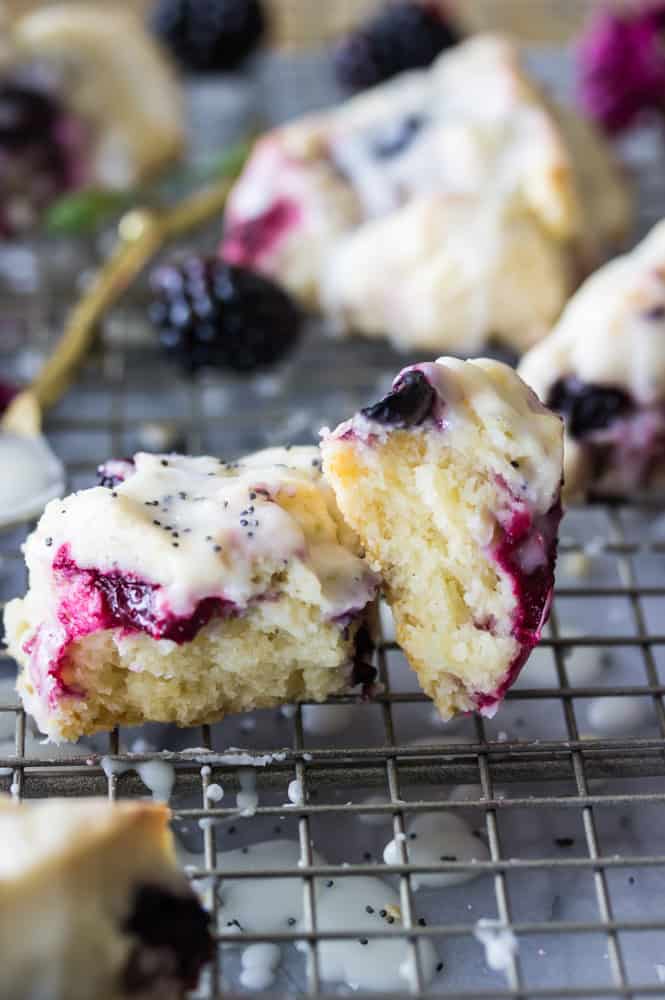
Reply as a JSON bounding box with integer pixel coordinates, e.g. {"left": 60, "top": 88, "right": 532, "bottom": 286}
{"left": 2, "top": 46, "right": 665, "bottom": 1000}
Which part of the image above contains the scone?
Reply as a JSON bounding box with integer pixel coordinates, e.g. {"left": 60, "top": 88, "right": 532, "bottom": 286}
{"left": 519, "top": 220, "right": 665, "bottom": 500}
{"left": 0, "top": 796, "right": 212, "bottom": 1000}
{"left": 5, "top": 447, "right": 378, "bottom": 742}
{"left": 221, "top": 33, "right": 631, "bottom": 354}
{"left": 321, "top": 358, "right": 563, "bottom": 718}
{"left": 1, "top": 4, "right": 183, "bottom": 235}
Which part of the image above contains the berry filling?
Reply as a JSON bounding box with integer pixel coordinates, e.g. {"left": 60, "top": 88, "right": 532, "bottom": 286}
{"left": 546, "top": 376, "right": 632, "bottom": 438}
{"left": 222, "top": 198, "right": 300, "bottom": 268}
{"left": 476, "top": 498, "right": 562, "bottom": 712}
{"left": 123, "top": 884, "right": 213, "bottom": 994}
{"left": 53, "top": 545, "right": 236, "bottom": 645}
{"left": 361, "top": 370, "right": 436, "bottom": 427}
{"left": 0, "top": 81, "right": 88, "bottom": 236}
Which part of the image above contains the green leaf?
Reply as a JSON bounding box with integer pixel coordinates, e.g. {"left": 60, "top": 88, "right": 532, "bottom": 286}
{"left": 45, "top": 188, "right": 135, "bottom": 235}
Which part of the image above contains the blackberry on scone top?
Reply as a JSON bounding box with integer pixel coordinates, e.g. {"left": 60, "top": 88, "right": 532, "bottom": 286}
{"left": 519, "top": 219, "right": 665, "bottom": 500}
{"left": 321, "top": 358, "right": 563, "bottom": 720}
{"left": 0, "top": 797, "right": 212, "bottom": 1000}
{"left": 5, "top": 447, "right": 378, "bottom": 742}
{"left": 151, "top": 0, "right": 266, "bottom": 72}
{"left": 221, "top": 34, "right": 631, "bottom": 355}
{"left": 334, "top": 1, "right": 460, "bottom": 92}
{"left": 149, "top": 257, "right": 303, "bottom": 373}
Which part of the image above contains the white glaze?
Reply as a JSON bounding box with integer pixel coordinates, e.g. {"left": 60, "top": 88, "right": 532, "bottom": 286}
{"left": 473, "top": 918, "right": 518, "bottom": 973}
{"left": 236, "top": 768, "right": 258, "bottom": 817}
{"left": 327, "top": 357, "right": 563, "bottom": 515}
{"left": 301, "top": 703, "right": 359, "bottom": 737}
{"left": 587, "top": 695, "right": 650, "bottom": 736}
{"left": 239, "top": 943, "right": 281, "bottom": 990}
{"left": 383, "top": 811, "right": 488, "bottom": 889}
{"left": 0, "top": 432, "right": 65, "bottom": 528}
{"left": 287, "top": 778, "right": 303, "bottom": 804}
{"left": 520, "top": 220, "right": 665, "bottom": 406}
{"left": 215, "top": 838, "right": 438, "bottom": 992}
{"left": 206, "top": 783, "right": 224, "bottom": 803}
{"left": 22, "top": 448, "right": 376, "bottom": 622}
{"left": 99, "top": 755, "right": 175, "bottom": 802}
{"left": 301, "top": 873, "right": 437, "bottom": 991}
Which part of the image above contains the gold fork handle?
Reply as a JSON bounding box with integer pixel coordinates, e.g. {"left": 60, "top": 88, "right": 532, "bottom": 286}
{"left": 29, "top": 174, "right": 236, "bottom": 413}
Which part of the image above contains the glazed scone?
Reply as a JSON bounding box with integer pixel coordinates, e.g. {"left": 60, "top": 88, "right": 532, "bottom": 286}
{"left": 0, "top": 5, "right": 183, "bottom": 234}
{"left": 321, "top": 359, "right": 563, "bottom": 718}
{"left": 0, "top": 796, "right": 211, "bottom": 1000}
{"left": 221, "top": 34, "right": 631, "bottom": 353}
{"left": 519, "top": 220, "right": 665, "bottom": 500}
{"left": 5, "top": 447, "right": 378, "bottom": 742}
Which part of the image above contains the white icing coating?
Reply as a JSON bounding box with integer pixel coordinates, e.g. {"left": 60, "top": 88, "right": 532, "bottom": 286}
{"left": 206, "top": 783, "right": 224, "bottom": 803}
{"left": 301, "top": 703, "right": 359, "bottom": 737}
{"left": 236, "top": 768, "right": 258, "bottom": 817}
{"left": 520, "top": 221, "right": 665, "bottom": 406}
{"left": 383, "top": 812, "right": 488, "bottom": 889}
{"left": 23, "top": 449, "right": 374, "bottom": 622}
{"left": 0, "top": 432, "right": 65, "bottom": 528}
{"left": 587, "top": 695, "right": 650, "bottom": 736}
{"left": 329, "top": 357, "right": 563, "bottom": 515}
{"left": 287, "top": 778, "right": 303, "bottom": 804}
{"left": 473, "top": 919, "right": 518, "bottom": 973}
{"left": 99, "top": 755, "right": 174, "bottom": 802}
{"left": 215, "top": 839, "right": 437, "bottom": 991}
{"left": 301, "top": 873, "right": 437, "bottom": 991}
{"left": 239, "top": 943, "right": 281, "bottom": 990}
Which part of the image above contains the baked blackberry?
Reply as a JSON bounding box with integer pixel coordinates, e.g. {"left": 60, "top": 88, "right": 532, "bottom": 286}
{"left": 0, "top": 83, "right": 79, "bottom": 236}
{"left": 148, "top": 257, "right": 303, "bottom": 373}
{"left": 150, "top": 0, "right": 265, "bottom": 72}
{"left": 546, "top": 377, "right": 632, "bottom": 438}
{"left": 334, "top": 2, "right": 459, "bottom": 92}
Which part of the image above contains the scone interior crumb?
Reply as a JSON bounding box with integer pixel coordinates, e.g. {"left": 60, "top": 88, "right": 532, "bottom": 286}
{"left": 324, "top": 433, "right": 520, "bottom": 715}
{"left": 9, "top": 597, "right": 361, "bottom": 743}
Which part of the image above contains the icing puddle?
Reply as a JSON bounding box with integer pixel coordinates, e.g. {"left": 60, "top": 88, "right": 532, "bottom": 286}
{"left": 186, "top": 838, "right": 438, "bottom": 992}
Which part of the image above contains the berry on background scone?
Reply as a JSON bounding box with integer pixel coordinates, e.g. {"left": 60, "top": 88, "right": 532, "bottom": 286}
{"left": 221, "top": 33, "right": 631, "bottom": 354}
{"left": 0, "top": 4, "right": 183, "bottom": 235}
{"left": 0, "top": 797, "right": 211, "bottom": 1000}
{"left": 4, "top": 447, "right": 378, "bottom": 742}
{"left": 519, "top": 220, "right": 665, "bottom": 500}
{"left": 321, "top": 358, "right": 563, "bottom": 719}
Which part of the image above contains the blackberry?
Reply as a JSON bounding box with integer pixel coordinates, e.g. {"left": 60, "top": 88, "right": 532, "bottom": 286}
{"left": 361, "top": 370, "right": 436, "bottom": 427}
{"left": 148, "top": 257, "right": 303, "bottom": 374}
{"left": 0, "top": 83, "right": 79, "bottom": 236}
{"left": 150, "top": 0, "right": 265, "bottom": 72}
{"left": 334, "top": 2, "right": 459, "bottom": 92}
{"left": 547, "top": 376, "right": 632, "bottom": 438}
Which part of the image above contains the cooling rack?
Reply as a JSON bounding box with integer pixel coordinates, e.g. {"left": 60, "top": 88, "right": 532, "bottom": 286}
{"left": 2, "top": 40, "right": 665, "bottom": 1000}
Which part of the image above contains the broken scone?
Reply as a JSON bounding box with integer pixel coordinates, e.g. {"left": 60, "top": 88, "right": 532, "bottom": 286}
{"left": 5, "top": 447, "right": 378, "bottom": 742}
{"left": 0, "top": 796, "right": 212, "bottom": 1000}
{"left": 321, "top": 358, "right": 563, "bottom": 718}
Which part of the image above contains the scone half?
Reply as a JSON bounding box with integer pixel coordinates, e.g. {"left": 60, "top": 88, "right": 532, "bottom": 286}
{"left": 322, "top": 358, "right": 563, "bottom": 718}
{"left": 5, "top": 447, "right": 378, "bottom": 742}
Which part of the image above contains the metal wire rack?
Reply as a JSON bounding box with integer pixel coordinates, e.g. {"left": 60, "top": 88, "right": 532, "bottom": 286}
{"left": 2, "top": 40, "right": 665, "bottom": 1000}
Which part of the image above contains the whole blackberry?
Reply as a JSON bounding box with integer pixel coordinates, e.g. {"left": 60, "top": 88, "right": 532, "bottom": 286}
{"left": 547, "top": 377, "right": 632, "bottom": 438}
{"left": 0, "top": 83, "right": 79, "bottom": 236}
{"left": 150, "top": 0, "right": 265, "bottom": 72}
{"left": 148, "top": 258, "right": 303, "bottom": 374}
{"left": 334, "top": 2, "right": 459, "bottom": 92}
